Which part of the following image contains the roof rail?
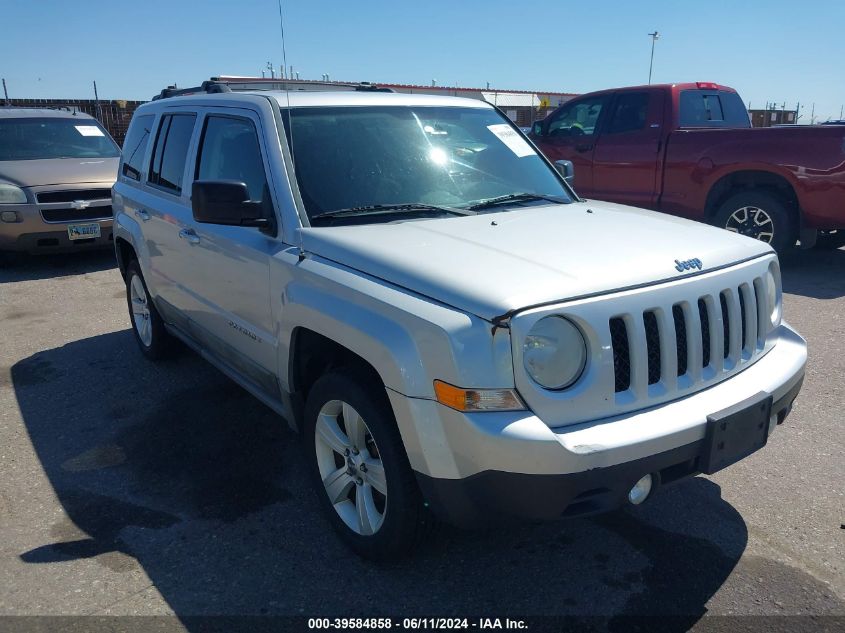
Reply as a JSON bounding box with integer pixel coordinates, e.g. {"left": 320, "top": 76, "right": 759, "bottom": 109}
{"left": 152, "top": 80, "right": 232, "bottom": 101}
{"left": 354, "top": 82, "right": 395, "bottom": 93}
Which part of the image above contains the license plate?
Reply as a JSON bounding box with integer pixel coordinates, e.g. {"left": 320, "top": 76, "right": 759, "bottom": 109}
{"left": 67, "top": 223, "right": 101, "bottom": 240}
{"left": 701, "top": 393, "right": 772, "bottom": 475}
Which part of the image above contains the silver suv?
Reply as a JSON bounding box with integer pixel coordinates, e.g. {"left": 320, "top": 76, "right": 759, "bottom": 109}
{"left": 112, "top": 84, "right": 807, "bottom": 559}
{"left": 0, "top": 108, "right": 119, "bottom": 254}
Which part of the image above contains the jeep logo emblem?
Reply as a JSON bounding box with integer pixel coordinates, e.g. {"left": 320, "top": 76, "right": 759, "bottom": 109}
{"left": 675, "top": 258, "right": 703, "bottom": 272}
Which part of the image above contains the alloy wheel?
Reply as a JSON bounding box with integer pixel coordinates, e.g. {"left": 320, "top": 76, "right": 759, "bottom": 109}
{"left": 129, "top": 274, "right": 152, "bottom": 347}
{"left": 725, "top": 205, "right": 774, "bottom": 243}
{"left": 314, "top": 400, "right": 387, "bottom": 536}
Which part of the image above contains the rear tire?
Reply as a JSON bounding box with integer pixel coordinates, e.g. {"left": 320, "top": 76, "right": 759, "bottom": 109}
{"left": 713, "top": 191, "right": 796, "bottom": 253}
{"left": 125, "top": 259, "right": 174, "bottom": 360}
{"left": 303, "top": 371, "right": 433, "bottom": 560}
{"left": 814, "top": 230, "right": 845, "bottom": 250}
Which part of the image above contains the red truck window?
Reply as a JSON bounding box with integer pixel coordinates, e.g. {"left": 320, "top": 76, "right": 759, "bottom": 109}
{"left": 547, "top": 96, "right": 609, "bottom": 138}
{"left": 606, "top": 93, "right": 649, "bottom": 134}
{"left": 679, "top": 90, "right": 751, "bottom": 128}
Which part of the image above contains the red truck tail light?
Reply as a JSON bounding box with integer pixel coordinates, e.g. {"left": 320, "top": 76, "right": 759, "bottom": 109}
{"left": 696, "top": 82, "right": 720, "bottom": 90}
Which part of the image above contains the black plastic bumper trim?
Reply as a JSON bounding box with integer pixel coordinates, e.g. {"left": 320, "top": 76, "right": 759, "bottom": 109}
{"left": 416, "top": 372, "right": 804, "bottom": 529}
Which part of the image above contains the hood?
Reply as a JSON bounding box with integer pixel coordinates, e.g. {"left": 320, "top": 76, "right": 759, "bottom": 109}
{"left": 0, "top": 157, "right": 119, "bottom": 188}
{"left": 301, "top": 200, "right": 773, "bottom": 321}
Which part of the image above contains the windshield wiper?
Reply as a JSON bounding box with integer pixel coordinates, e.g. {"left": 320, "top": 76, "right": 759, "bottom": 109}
{"left": 467, "top": 192, "right": 568, "bottom": 211}
{"left": 310, "top": 203, "right": 475, "bottom": 222}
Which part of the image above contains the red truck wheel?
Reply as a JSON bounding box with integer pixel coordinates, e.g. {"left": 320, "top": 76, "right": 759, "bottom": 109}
{"left": 713, "top": 191, "right": 796, "bottom": 252}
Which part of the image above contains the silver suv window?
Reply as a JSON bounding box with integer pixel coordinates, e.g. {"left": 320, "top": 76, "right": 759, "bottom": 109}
{"left": 196, "top": 115, "right": 267, "bottom": 201}
{"left": 282, "top": 106, "right": 572, "bottom": 223}
{"left": 148, "top": 113, "right": 196, "bottom": 194}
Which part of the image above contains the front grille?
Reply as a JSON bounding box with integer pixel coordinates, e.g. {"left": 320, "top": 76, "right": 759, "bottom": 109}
{"left": 610, "top": 277, "right": 768, "bottom": 394}
{"left": 698, "top": 299, "right": 711, "bottom": 367}
{"left": 672, "top": 304, "right": 688, "bottom": 376}
{"left": 37, "top": 189, "right": 111, "bottom": 203}
{"left": 643, "top": 311, "right": 661, "bottom": 385}
{"left": 609, "top": 317, "right": 630, "bottom": 392}
{"left": 41, "top": 206, "right": 112, "bottom": 223}
{"left": 719, "top": 292, "right": 730, "bottom": 359}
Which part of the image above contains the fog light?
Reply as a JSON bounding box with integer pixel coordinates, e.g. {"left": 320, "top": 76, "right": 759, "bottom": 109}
{"left": 628, "top": 474, "right": 653, "bottom": 505}
{"left": 0, "top": 211, "right": 18, "bottom": 223}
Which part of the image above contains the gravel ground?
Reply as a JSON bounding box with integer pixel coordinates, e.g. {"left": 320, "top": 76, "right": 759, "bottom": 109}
{"left": 0, "top": 247, "right": 842, "bottom": 631}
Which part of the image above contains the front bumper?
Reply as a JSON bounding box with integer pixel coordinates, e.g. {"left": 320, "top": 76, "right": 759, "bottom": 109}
{"left": 0, "top": 204, "right": 113, "bottom": 253}
{"left": 387, "top": 322, "right": 806, "bottom": 527}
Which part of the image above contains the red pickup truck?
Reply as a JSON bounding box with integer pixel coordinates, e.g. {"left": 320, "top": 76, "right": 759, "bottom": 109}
{"left": 529, "top": 82, "right": 845, "bottom": 251}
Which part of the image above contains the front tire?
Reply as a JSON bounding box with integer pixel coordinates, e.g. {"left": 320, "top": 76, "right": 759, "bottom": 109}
{"left": 713, "top": 191, "right": 796, "bottom": 253}
{"left": 125, "top": 260, "right": 173, "bottom": 360}
{"left": 303, "top": 371, "right": 432, "bottom": 560}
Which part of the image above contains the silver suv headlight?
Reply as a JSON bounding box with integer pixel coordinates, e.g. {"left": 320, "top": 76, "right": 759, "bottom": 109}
{"left": 523, "top": 316, "right": 587, "bottom": 390}
{"left": 0, "top": 184, "right": 27, "bottom": 204}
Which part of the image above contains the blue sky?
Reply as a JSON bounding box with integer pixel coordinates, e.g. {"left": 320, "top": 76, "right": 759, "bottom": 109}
{"left": 2, "top": 0, "right": 843, "bottom": 122}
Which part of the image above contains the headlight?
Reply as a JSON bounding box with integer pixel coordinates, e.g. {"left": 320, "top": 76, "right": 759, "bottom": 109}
{"left": 0, "top": 184, "right": 27, "bottom": 204}
{"left": 765, "top": 261, "right": 782, "bottom": 327}
{"left": 523, "top": 316, "right": 587, "bottom": 390}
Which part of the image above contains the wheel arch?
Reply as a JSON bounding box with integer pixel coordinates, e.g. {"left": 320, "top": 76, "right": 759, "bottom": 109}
{"left": 288, "top": 327, "right": 388, "bottom": 426}
{"left": 704, "top": 169, "right": 800, "bottom": 221}
{"left": 115, "top": 236, "right": 137, "bottom": 280}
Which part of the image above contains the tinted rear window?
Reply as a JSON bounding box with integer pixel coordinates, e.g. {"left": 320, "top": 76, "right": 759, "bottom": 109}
{"left": 679, "top": 90, "right": 750, "bottom": 128}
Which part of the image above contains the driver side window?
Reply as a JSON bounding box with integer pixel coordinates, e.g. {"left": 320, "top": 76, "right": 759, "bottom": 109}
{"left": 547, "top": 96, "right": 608, "bottom": 138}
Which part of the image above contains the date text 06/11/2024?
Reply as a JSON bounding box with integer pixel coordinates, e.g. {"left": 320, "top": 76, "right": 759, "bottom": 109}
{"left": 307, "top": 618, "right": 528, "bottom": 630}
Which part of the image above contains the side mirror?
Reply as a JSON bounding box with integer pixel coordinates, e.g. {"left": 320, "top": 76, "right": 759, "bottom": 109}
{"left": 532, "top": 121, "right": 545, "bottom": 136}
{"left": 554, "top": 160, "right": 575, "bottom": 186}
{"left": 191, "top": 180, "right": 268, "bottom": 228}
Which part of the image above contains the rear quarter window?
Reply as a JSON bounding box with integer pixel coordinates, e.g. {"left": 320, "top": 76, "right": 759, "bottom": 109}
{"left": 121, "top": 114, "right": 154, "bottom": 181}
{"left": 679, "top": 90, "right": 750, "bottom": 128}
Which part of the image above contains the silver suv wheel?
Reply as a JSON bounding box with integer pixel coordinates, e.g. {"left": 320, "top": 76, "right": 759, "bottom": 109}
{"left": 129, "top": 273, "right": 153, "bottom": 347}
{"left": 314, "top": 399, "right": 387, "bottom": 536}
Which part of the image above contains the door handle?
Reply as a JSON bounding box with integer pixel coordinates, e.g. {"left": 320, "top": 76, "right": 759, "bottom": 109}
{"left": 134, "top": 209, "right": 150, "bottom": 222}
{"left": 575, "top": 143, "right": 594, "bottom": 153}
{"left": 178, "top": 228, "right": 200, "bottom": 245}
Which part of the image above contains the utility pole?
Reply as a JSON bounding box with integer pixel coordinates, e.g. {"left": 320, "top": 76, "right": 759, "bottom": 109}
{"left": 647, "top": 31, "right": 660, "bottom": 84}
{"left": 2, "top": 78, "right": 9, "bottom": 105}
{"left": 810, "top": 103, "right": 815, "bottom": 125}
{"left": 840, "top": 104, "right": 843, "bottom": 120}
{"left": 266, "top": 61, "right": 275, "bottom": 79}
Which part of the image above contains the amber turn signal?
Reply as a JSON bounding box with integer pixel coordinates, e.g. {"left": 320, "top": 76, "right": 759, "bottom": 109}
{"left": 433, "top": 380, "right": 525, "bottom": 412}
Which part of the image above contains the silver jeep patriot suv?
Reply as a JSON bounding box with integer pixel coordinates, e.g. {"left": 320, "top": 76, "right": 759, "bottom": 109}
{"left": 112, "top": 82, "right": 806, "bottom": 559}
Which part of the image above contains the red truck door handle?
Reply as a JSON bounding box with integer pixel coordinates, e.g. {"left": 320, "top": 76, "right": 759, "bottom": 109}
{"left": 575, "top": 143, "right": 594, "bottom": 153}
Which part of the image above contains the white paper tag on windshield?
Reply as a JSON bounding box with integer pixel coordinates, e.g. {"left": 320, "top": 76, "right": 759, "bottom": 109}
{"left": 487, "top": 124, "right": 535, "bottom": 158}
{"left": 74, "top": 125, "right": 104, "bottom": 137}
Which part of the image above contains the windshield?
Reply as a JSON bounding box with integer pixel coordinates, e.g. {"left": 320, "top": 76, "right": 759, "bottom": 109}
{"left": 281, "top": 106, "right": 573, "bottom": 223}
{"left": 0, "top": 118, "right": 120, "bottom": 161}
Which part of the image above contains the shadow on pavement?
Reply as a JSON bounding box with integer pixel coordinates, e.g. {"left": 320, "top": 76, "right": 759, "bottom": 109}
{"left": 780, "top": 246, "right": 845, "bottom": 300}
{"left": 11, "top": 329, "right": 756, "bottom": 628}
{"left": 0, "top": 249, "right": 116, "bottom": 283}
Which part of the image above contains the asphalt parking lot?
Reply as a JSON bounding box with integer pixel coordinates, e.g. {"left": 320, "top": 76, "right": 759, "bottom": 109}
{"left": 0, "top": 247, "right": 843, "bottom": 630}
